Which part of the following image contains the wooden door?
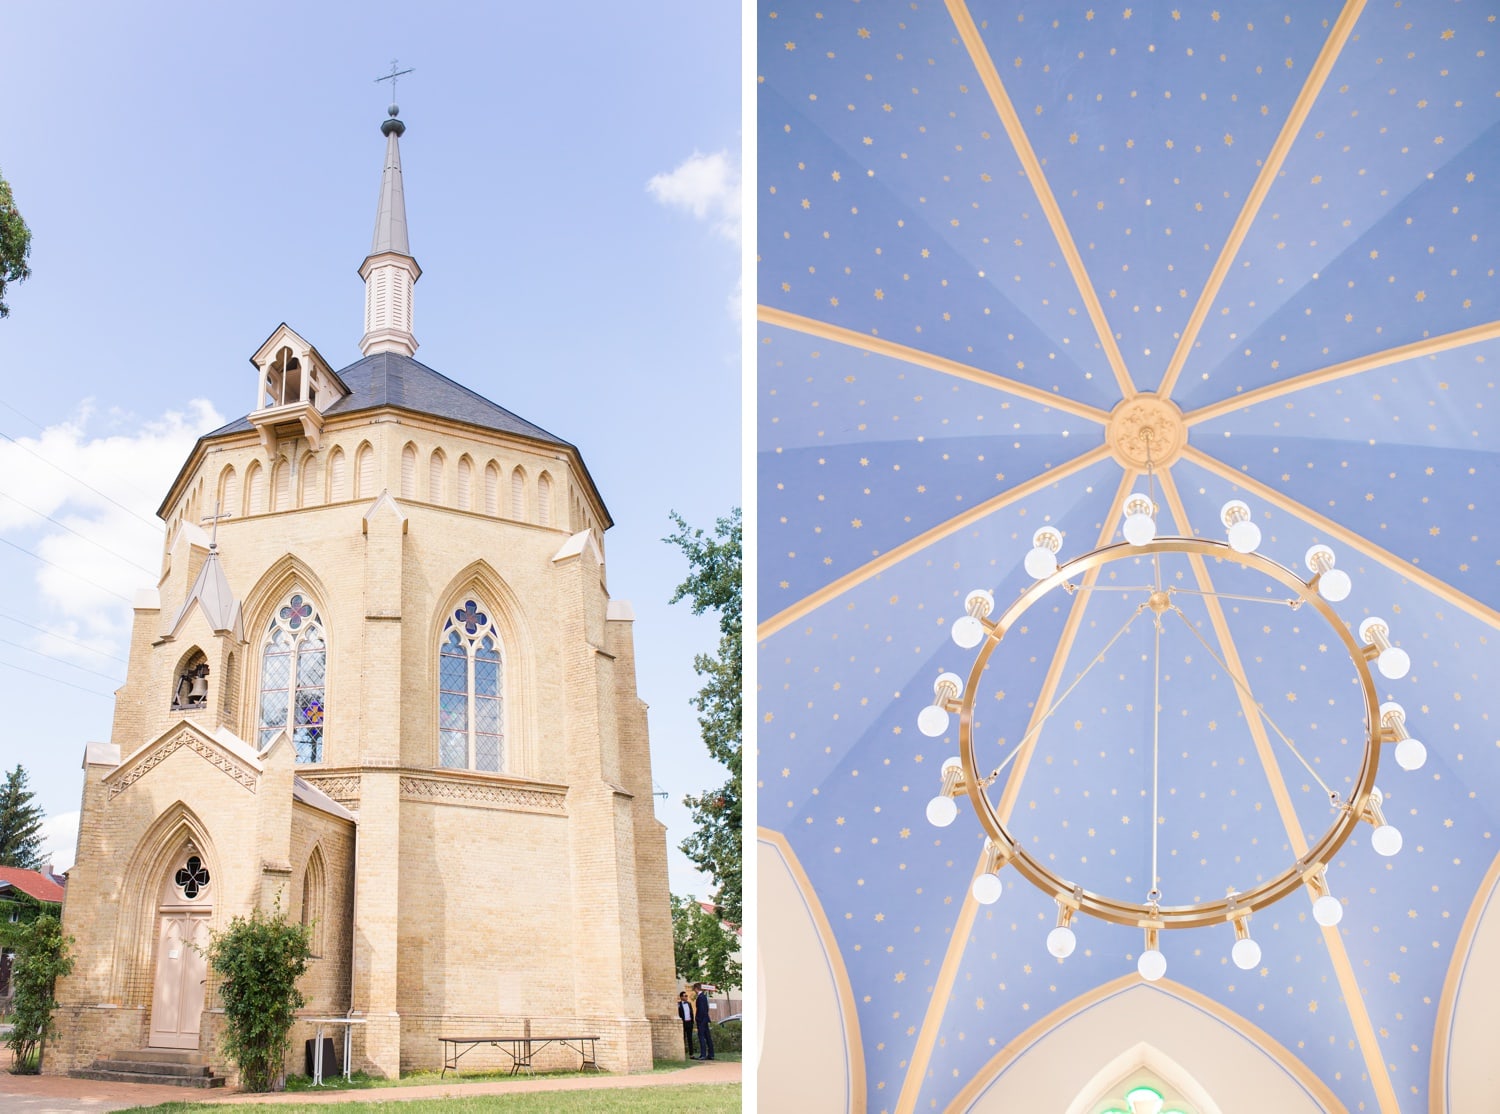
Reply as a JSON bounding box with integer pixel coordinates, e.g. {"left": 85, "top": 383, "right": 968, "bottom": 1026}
{"left": 148, "top": 913, "right": 210, "bottom": 1049}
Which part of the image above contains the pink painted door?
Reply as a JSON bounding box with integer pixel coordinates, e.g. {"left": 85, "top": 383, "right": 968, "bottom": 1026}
{"left": 148, "top": 913, "right": 210, "bottom": 1049}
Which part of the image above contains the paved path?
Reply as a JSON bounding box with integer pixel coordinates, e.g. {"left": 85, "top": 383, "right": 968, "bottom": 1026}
{"left": 0, "top": 1060, "right": 741, "bottom": 1112}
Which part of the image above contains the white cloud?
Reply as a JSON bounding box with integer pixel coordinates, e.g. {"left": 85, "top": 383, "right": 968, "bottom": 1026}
{"left": 41, "top": 810, "right": 79, "bottom": 874}
{"left": 647, "top": 149, "right": 742, "bottom": 245}
{"left": 0, "top": 400, "right": 224, "bottom": 663}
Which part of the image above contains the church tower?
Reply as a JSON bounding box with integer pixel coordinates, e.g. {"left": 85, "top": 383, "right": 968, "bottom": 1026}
{"left": 48, "top": 106, "right": 679, "bottom": 1081}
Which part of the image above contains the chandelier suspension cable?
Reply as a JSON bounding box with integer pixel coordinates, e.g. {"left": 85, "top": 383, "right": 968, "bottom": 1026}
{"left": 1167, "top": 605, "right": 1339, "bottom": 803}
{"left": 1167, "top": 586, "right": 1302, "bottom": 609}
{"left": 986, "top": 603, "right": 1148, "bottom": 782}
{"left": 1150, "top": 597, "right": 1163, "bottom": 902}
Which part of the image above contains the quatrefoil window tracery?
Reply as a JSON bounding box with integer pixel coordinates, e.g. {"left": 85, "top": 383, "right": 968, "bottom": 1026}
{"left": 174, "top": 855, "right": 210, "bottom": 900}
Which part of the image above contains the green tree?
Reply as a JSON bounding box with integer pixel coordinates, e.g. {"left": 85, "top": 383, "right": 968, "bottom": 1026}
{"left": 206, "top": 906, "right": 312, "bottom": 1091}
{"left": 0, "top": 170, "right": 32, "bottom": 319}
{"left": 665, "top": 508, "right": 742, "bottom": 926}
{"left": 5, "top": 910, "right": 73, "bottom": 1073}
{"left": 671, "top": 893, "right": 741, "bottom": 991}
{"left": 0, "top": 766, "right": 46, "bottom": 869}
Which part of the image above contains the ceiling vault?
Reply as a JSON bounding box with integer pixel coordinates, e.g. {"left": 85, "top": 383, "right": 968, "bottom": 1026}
{"left": 1156, "top": 0, "right": 1368, "bottom": 402}
{"left": 945, "top": 0, "right": 1137, "bottom": 400}
{"left": 1157, "top": 469, "right": 1401, "bottom": 1111}
{"left": 1184, "top": 318, "right": 1500, "bottom": 426}
{"left": 757, "top": 307, "right": 1113, "bottom": 422}
{"left": 759, "top": 444, "right": 1113, "bottom": 641}
{"left": 894, "top": 469, "right": 1137, "bottom": 1114}
{"left": 1184, "top": 446, "right": 1500, "bottom": 628}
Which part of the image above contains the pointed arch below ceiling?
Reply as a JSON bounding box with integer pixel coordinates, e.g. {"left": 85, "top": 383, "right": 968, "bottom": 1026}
{"left": 758, "top": 829, "right": 865, "bottom": 1114}
{"left": 1063, "top": 1043, "right": 1225, "bottom": 1114}
{"left": 947, "top": 979, "right": 1343, "bottom": 1114}
{"left": 1432, "top": 847, "right": 1500, "bottom": 1112}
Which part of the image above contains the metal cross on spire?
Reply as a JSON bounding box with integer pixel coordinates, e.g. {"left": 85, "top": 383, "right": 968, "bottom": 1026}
{"left": 200, "top": 501, "right": 232, "bottom": 551}
{"left": 375, "top": 59, "right": 414, "bottom": 104}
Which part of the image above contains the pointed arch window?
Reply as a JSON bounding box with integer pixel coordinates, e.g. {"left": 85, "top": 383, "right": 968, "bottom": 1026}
{"left": 437, "top": 599, "right": 504, "bottom": 772}
{"left": 258, "top": 593, "right": 327, "bottom": 763}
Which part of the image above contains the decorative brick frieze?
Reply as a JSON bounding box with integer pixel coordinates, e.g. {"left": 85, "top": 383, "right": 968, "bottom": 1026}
{"left": 398, "top": 774, "right": 566, "bottom": 815}
{"left": 107, "top": 730, "right": 258, "bottom": 799}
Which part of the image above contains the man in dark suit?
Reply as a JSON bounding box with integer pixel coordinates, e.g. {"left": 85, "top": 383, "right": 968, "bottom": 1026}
{"left": 678, "top": 990, "right": 695, "bottom": 1057}
{"left": 693, "top": 983, "right": 715, "bottom": 1060}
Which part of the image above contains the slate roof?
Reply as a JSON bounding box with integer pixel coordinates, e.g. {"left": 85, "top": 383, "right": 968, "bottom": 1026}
{"left": 207, "top": 351, "right": 574, "bottom": 450}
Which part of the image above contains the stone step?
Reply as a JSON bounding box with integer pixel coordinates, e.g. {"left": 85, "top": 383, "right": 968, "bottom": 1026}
{"left": 111, "top": 1048, "right": 207, "bottom": 1065}
{"left": 90, "top": 1058, "right": 215, "bottom": 1077}
{"left": 69, "top": 1067, "right": 225, "bottom": 1088}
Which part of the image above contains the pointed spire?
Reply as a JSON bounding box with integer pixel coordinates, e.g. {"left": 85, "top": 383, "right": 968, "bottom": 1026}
{"left": 370, "top": 107, "right": 411, "bottom": 256}
{"left": 360, "top": 104, "right": 421, "bottom": 358}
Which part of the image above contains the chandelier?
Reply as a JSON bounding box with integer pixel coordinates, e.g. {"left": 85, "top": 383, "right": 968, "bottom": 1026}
{"left": 916, "top": 446, "right": 1423, "bottom": 981}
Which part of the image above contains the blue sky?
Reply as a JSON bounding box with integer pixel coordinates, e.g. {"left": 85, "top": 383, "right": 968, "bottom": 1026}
{"left": 0, "top": 1, "right": 741, "bottom": 899}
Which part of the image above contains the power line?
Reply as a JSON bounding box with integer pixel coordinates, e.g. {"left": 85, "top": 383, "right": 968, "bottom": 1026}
{"left": 0, "top": 398, "right": 169, "bottom": 509}
{"left": 0, "top": 427, "right": 161, "bottom": 531}
{"left": 0, "top": 636, "right": 123, "bottom": 682}
{"left": 0, "top": 535, "right": 134, "bottom": 603}
{"left": 0, "top": 489, "right": 158, "bottom": 576}
{"left": 0, "top": 610, "right": 128, "bottom": 663}
{"left": 0, "top": 658, "right": 114, "bottom": 698}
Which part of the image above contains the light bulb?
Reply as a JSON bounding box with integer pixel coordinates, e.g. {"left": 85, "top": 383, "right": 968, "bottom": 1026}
{"left": 1231, "top": 937, "right": 1262, "bottom": 970}
{"left": 1312, "top": 893, "right": 1343, "bottom": 926}
{"left": 1123, "top": 512, "right": 1157, "bottom": 546}
{"left": 1372, "top": 823, "right": 1403, "bottom": 856}
{"left": 971, "top": 872, "right": 1002, "bottom": 905}
{"left": 1395, "top": 737, "right": 1427, "bottom": 771}
{"left": 1137, "top": 948, "right": 1167, "bottom": 982}
{"left": 1378, "top": 646, "right": 1411, "bottom": 680}
{"left": 917, "top": 705, "right": 950, "bottom": 738}
{"left": 925, "top": 795, "right": 957, "bottom": 827}
{"left": 951, "top": 615, "right": 984, "bottom": 649}
{"left": 1318, "top": 567, "right": 1352, "bottom": 602}
{"left": 1024, "top": 546, "right": 1058, "bottom": 579}
{"left": 1046, "top": 925, "right": 1076, "bottom": 958}
{"left": 1226, "top": 519, "right": 1261, "bottom": 553}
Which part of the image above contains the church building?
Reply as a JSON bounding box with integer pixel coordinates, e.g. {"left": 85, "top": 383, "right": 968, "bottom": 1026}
{"left": 47, "top": 104, "right": 678, "bottom": 1080}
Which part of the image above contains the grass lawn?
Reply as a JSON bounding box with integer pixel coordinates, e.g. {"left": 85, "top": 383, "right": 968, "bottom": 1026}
{"left": 116, "top": 1083, "right": 741, "bottom": 1113}
{"left": 260, "top": 1055, "right": 733, "bottom": 1093}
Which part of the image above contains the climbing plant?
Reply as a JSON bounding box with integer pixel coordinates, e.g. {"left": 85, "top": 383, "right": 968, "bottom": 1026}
{"left": 206, "top": 906, "right": 312, "bottom": 1091}
{"left": 5, "top": 910, "right": 74, "bottom": 1073}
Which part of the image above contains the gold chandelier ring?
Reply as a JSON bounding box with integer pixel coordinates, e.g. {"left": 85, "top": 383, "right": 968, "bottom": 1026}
{"left": 957, "top": 536, "right": 1382, "bottom": 930}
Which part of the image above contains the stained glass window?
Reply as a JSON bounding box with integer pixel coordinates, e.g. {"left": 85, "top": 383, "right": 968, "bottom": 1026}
{"left": 437, "top": 599, "right": 505, "bottom": 772}
{"left": 258, "top": 592, "right": 327, "bottom": 763}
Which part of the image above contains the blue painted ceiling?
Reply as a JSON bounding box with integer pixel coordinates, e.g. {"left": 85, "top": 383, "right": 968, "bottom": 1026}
{"left": 758, "top": 3, "right": 1500, "bottom": 1111}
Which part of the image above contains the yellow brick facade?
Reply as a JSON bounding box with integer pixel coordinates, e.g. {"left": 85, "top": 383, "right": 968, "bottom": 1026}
{"left": 49, "top": 390, "right": 679, "bottom": 1079}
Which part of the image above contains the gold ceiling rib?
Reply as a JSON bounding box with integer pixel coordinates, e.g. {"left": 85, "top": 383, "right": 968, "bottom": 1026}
{"left": 1155, "top": 0, "right": 1367, "bottom": 402}
{"left": 1157, "top": 469, "right": 1401, "bottom": 1114}
{"left": 1184, "top": 319, "right": 1500, "bottom": 427}
{"left": 757, "top": 306, "right": 1112, "bottom": 423}
{"left": 1156, "top": 472, "right": 1311, "bottom": 850}
{"left": 944, "top": 0, "right": 1137, "bottom": 401}
{"left": 758, "top": 444, "right": 1112, "bottom": 642}
{"left": 894, "top": 469, "right": 1137, "bottom": 1114}
{"left": 1184, "top": 445, "right": 1500, "bottom": 628}
{"left": 758, "top": 830, "right": 869, "bottom": 1113}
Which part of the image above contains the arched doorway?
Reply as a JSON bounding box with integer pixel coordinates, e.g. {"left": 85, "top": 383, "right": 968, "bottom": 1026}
{"left": 147, "top": 846, "right": 214, "bottom": 1049}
